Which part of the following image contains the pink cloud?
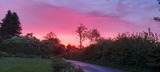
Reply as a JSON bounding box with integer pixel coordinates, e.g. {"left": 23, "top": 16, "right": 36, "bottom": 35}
{"left": 0, "top": 0, "right": 159, "bottom": 46}
{"left": 18, "top": 2, "right": 135, "bottom": 45}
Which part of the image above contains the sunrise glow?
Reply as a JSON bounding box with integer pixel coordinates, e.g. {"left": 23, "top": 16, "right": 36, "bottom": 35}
{"left": 0, "top": 0, "right": 159, "bottom": 46}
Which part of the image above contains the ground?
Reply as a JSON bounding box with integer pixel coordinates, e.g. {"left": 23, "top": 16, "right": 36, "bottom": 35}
{"left": 66, "top": 60, "right": 125, "bottom": 72}
{"left": 0, "top": 57, "right": 52, "bottom": 72}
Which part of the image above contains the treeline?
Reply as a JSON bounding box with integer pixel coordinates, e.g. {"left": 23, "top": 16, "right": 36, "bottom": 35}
{"left": 0, "top": 10, "right": 65, "bottom": 58}
{"left": 65, "top": 29, "right": 160, "bottom": 72}
{"left": 0, "top": 32, "right": 65, "bottom": 58}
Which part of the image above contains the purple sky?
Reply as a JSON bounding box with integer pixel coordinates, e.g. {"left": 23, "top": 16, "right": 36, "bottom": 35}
{"left": 0, "top": 0, "right": 159, "bottom": 46}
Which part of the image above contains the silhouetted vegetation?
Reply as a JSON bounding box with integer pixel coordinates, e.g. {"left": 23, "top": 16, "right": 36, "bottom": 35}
{"left": 87, "top": 29, "right": 101, "bottom": 44}
{"left": 0, "top": 33, "right": 65, "bottom": 58}
{"left": 65, "top": 28, "right": 160, "bottom": 72}
{"left": 154, "top": 0, "right": 160, "bottom": 22}
{"left": 0, "top": 10, "right": 65, "bottom": 57}
{"left": 1, "top": 8, "right": 160, "bottom": 72}
{"left": 76, "top": 24, "right": 88, "bottom": 48}
{"left": 51, "top": 57, "right": 84, "bottom": 72}
{"left": 76, "top": 24, "right": 101, "bottom": 48}
{"left": 0, "top": 10, "right": 22, "bottom": 39}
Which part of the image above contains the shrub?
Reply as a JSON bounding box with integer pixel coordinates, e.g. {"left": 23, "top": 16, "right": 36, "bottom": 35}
{"left": 51, "top": 57, "right": 84, "bottom": 72}
{"left": 0, "top": 51, "right": 9, "bottom": 57}
{"left": 66, "top": 31, "right": 160, "bottom": 72}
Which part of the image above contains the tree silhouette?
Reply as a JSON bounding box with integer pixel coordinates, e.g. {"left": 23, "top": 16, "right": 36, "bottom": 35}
{"left": 76, "top": 24, "right": 87, "bottom": 48}
{"left": 87, "top": 29, "right": 101, "bottom": 44}
{"left": 25, "top": 33, "right": 34, "bottom": 38}
{"left": 44, "top": 32, "right": 56, "bottom": 40}
{"left": 44, "top": 32, "right": 60, "bottom": 44}
{"left": 0, "top": 10, "right": 22, "bottom": 39}
{"left": 154, "top": 0, "right": 160, "bottom": 22}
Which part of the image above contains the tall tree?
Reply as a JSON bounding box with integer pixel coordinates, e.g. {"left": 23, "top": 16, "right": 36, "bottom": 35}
{"left": 87, "top": 29, "right": 101, "bottom": 44}
{"left": 76, "top": 24, "right": 87, "bottom": 48}
{"left": 154, "top": 0, "right": 160, "bottom": 22}
{"left": 0, "top": 10, "right": 22, "bottom": 39}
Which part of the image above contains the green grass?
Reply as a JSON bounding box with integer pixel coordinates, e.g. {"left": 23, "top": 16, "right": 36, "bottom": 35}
{"left": 0, "top": 57, "right": 52, "bottom": 72}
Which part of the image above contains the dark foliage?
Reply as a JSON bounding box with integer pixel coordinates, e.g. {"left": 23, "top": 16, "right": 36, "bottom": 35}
{"left": 0, "top": 11, "right": 65, "bottom": 58}
{"left": 0, "top": 35, "right": 65, "bottom": 58}
{"left": 87, "top": 29, "right": 101, "bottom": 44}
{"left": 76, "top": 24, "right": 87, "bottom": 49}
{"left": 51, "top": 57, "right": 83, "bottom": 72}
{"left": 0, "top": 10, "right": 22, "bottom": 39}
{"left": 66, "top": 29, "right": 160, "bottom": 72}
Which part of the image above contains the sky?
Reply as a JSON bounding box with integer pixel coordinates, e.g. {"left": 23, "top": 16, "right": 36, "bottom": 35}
{"left": 0, "top": 0, "right": 159, "bottom": 46}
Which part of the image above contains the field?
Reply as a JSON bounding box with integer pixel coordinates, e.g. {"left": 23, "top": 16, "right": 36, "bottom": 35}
{"left": 0, "top": 57, "right": 52, "bottom": 72}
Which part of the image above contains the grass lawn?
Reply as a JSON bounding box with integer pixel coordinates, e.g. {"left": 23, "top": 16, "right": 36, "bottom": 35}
{"left": 0, "top": 57, "right": 52, "bottom": 72}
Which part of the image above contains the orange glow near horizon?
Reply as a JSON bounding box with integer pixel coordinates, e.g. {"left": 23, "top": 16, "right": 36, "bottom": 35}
{"left": 0, "top": 0, "right": 159, "bottom": 46}
{"left": 22, "top": 31, "right": 121, "bottom": 46}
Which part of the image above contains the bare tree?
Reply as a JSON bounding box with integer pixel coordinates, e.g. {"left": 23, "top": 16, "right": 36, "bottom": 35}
{"left": 87, "top": 29, "right": 101, "bottom": 44}
{"left": 76, "top": 24, "right": 87, "bottom": 48}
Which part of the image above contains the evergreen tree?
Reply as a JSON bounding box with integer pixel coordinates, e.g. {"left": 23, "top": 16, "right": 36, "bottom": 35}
{"left": 0, "top": 10, "right": 22, "bottom": 39}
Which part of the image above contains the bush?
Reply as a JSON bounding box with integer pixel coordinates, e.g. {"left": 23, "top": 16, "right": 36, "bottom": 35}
{"left": 51, "top": 57, "right": 84, "bottom": 72}
{"left": 0, "top": 51, "right": 9, "bottom": 57}
{"left": 0, "top": 36, "right": 65, "bottom": 57}
{"left": 66, "top": 31, "right": 160, "bottom": 72}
